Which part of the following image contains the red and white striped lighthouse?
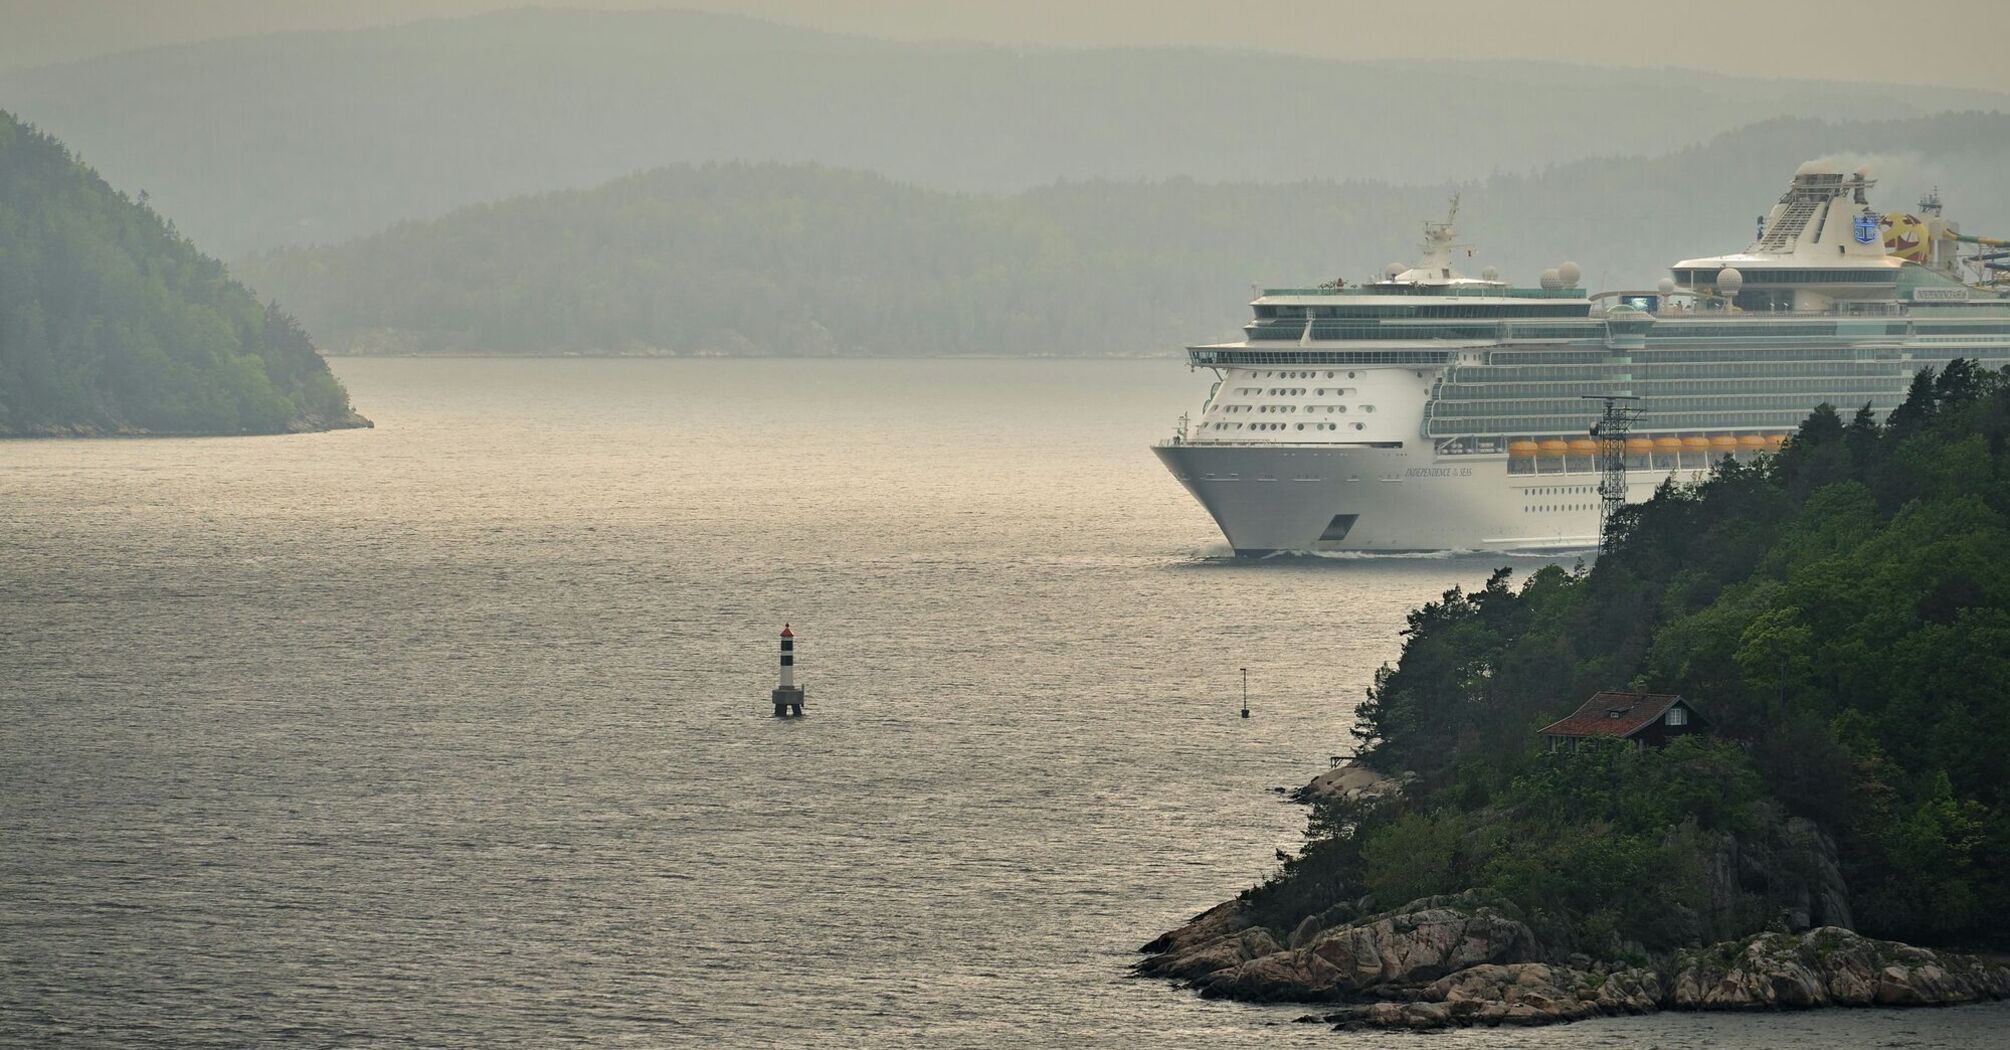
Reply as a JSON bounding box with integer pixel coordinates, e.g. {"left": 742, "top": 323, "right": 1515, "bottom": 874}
{"left": 772, "top": 624, "right": 804, "bottom": 716}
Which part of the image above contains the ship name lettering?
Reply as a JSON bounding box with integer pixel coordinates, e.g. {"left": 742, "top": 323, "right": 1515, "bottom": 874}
{"left": 1405, "top": 467, "right": 1473, "bottom": 478}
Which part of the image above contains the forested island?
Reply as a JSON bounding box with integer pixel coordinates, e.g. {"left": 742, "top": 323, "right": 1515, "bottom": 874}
{"left": 1139, "top": 365, "right": 2010, "bottom": 1029}
{"left": 0, "top": 112, "right": 364, "bottom": 437}
{"left": 235, "top": 112, "right": 2010, "bottom": 358}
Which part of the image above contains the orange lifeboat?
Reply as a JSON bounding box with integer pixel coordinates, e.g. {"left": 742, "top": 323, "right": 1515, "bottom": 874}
{"left": 1737, "top": 435, "right": 1769, "bottom": 451}
{"left": 1682, "top": 436, "right": 1713, "bottom": 452}
{"left": 1508, "top": 440, "right": 1540, "bottom": 459}
{"left": 1568, "top": 437, "right": 1599, "bottom": 456}
{"left": 1653, "top": 436, "right": 1684, "bottom": 452}
{"left": 1765, "top": 434, "right": 1787, "bottom": 449}
{"left": 1711, "top": 435, "right": 1740, "bottom": 455}
{"left": 1625, "top": 437, "right": 1655, "bottom": 454}
{"left": 1537, "top": 439, "right": 1570, "bottom": 457}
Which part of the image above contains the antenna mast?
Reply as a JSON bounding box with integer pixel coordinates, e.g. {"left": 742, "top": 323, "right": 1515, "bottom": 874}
{"left": 1582, "top": 395, "right": 1643, "bottom": 553}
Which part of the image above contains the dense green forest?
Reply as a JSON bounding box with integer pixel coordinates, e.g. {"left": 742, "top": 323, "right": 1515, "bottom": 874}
{"left": 1251, "top": 364, "right": 2010, "bottom": 955}
{"left": 236, "top": 112, "right": 2010, "bottom": 357}
{"left": 6, "top": 8, "right": 2004, "bottom": 255}
{"left": 0, "top": 112, "right": 362, "bottom": 435}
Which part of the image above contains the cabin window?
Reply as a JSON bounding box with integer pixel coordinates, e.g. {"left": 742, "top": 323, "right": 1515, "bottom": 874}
{"left": 1666, "top": 707, "right": 1688, "bottom": 727}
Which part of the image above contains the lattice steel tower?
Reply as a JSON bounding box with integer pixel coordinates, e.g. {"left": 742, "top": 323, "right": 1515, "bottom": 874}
{"left": 1582, "top": 395, "right": 1642, "bottom": 553}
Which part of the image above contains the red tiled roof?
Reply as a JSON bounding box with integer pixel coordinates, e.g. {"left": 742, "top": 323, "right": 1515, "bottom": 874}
{"left": 1538, "top": 691, "right": 1691, "bottom": 739}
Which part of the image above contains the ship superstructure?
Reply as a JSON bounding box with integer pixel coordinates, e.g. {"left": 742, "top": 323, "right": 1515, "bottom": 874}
{"left": 1155, "top": 163, "right": 2010, "bottom": 553}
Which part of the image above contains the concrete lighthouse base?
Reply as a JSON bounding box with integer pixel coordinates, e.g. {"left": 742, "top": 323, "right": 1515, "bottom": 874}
{"left": 772, "top": 686, "right": 805, "bottom": 717}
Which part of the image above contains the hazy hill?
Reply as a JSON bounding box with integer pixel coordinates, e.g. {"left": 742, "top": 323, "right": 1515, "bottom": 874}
{"left": 6, "top": 8, "right": 2005, "bottom": 255}
{"left": 0, "top": 112, "right": 363, "bottom": 436}
{"left": 234, "top": 112, "right": 2010, "bottom": 359}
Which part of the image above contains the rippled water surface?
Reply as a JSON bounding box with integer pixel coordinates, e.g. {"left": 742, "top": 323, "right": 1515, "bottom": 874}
{"left": 4, "top": 358, "right": 2005, "bottom": 1049}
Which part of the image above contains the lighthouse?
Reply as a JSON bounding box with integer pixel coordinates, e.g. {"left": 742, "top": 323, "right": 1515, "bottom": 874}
{"left": 772, "top": 624, "right": 805, "bottom": 717}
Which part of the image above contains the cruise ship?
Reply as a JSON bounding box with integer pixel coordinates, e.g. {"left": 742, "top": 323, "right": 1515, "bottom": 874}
{"left": 1154, "top": 162, "right": 2010, "bottom": 553}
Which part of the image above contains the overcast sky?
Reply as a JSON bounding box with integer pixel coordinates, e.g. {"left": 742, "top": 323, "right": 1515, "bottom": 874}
{"left": 5, "top": 0, "right": 2008, "bottom": 91}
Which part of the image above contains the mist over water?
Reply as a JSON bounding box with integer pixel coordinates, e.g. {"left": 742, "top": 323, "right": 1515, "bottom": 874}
{"left": 4, "top": 358, "right": 2004, "bottom": 1047}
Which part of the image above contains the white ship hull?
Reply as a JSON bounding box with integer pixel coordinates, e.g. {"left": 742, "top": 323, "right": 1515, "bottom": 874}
{"left": 1155, "top": 442, "right": 1675, "bottom": 553}
{"left": 1152, "top": 168, "right": 2010, "bottom": 555}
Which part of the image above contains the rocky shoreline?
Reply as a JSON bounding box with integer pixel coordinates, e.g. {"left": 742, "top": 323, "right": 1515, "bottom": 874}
{"left": 1, "top": 409, "right": 373, "bottom": 438}
{"left": 1138, "top": 895, "right": 2010, "bottom": 1031}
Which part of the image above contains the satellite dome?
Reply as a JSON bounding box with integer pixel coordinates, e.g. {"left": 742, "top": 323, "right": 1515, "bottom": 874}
{"left": 1385, "top": 262, "right": 1405, "bottom": 279}
{"left": 1558, "top": 261, "right": 1582, "bottom": 287}
{"left": 1657, "top": 276, "right": 1677, "bottom": 295}
{"left": 1540, "top": 268, "right": 1563, "bottom": 291}
{"left": 1717, "top": 267, "right": 1744, "bottom": 295}
{"left": 1480, "top": 265, "right": 1500, "bottom": 282}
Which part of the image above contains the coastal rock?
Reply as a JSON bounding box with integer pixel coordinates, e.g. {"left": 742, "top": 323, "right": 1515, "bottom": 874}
{"left": 1385, "top": 963, "right": 1658, "bottom": 1028}
{"left": 1133, "top": 926, "right": 1282, "bottom": 981}
{"left": 1200, "top": 948, "right": 1350, "bottom": 1002}
{"left": 1323, "top": 962, "right": 1659, "bottom": 1030}
{"left": 1688, "top": 811, "right": 1854, "bottom": 942}
{"left": 1145, "top": 905, "right": 2009, "bottom": 1030}
{"left": 1668, "top": 927, "right": 2010, "bottom": 1010}
{"left": 1294, "top": 760, "right": 1406, "bottom": 805}
{"left": 1287, "top": 902, "right": 1359, "bottom": 949}
{"left": 1195, "top": 898, "right": 1536, "bottom": 1002}
{"left": 1138, "top": 899, "right": 1252, "bottom": 957}
{"left": 1781, "top": 817, "right": 1853, "bottom": 932}
{"left": 1432, "top": 962, "right": 1660, "bottom": 1015}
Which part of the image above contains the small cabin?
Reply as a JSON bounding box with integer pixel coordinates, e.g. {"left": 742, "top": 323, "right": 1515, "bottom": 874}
{"left": 1538, "top": 691, "right": 1712, "bottom": 752}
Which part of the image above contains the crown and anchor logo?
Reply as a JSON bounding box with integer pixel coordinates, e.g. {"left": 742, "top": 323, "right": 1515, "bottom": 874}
{"left": 1853, "top": 212, "right": 1880, "bottom": 245}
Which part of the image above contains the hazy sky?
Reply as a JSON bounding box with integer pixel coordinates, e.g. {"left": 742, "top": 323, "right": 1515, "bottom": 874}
{"left": 5, "top": 0, "right": 2009, "bottom": 91}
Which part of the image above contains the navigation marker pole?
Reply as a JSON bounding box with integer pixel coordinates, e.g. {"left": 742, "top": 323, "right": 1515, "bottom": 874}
{"left": 1241, "top": 667, "right": 1249, "bottom": 719}
{"left": 1582, "top": 395, "right": 1643, "bottom": 554}
{"left": 772, "top": 624, "right": 805, "bottom": 717}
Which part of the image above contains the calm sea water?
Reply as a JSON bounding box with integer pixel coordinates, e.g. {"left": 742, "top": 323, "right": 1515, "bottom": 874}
{"left": 3, "top": 358, "right": 2004, "bottom": 1049}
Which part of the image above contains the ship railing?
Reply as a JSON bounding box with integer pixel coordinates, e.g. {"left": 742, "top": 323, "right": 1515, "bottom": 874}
{"left": 1631, "top": 303, "right": 1914, "bottom": 319}
{"left": 1260, "top": 286, "right": 1586, "bottom": 299}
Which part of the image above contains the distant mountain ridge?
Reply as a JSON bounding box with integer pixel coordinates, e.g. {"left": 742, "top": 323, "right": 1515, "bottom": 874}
{"left": 0, "top": 112, "right": 364, "bottom": 436}
{"left": 233, "top": 112, "right": 2010, "bottom": 359}
{"left": 5, "top": 7, "right": 2005, "bottom": 255}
